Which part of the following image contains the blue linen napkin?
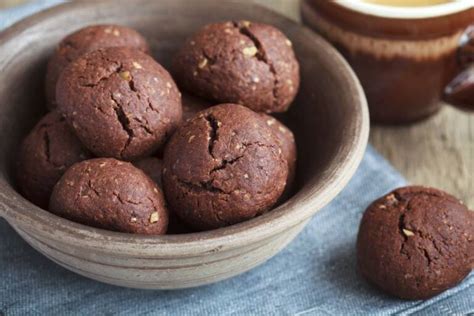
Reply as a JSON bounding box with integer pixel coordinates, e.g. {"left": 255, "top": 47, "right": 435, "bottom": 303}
{"left": 0, "top": 2, "right": 473, "bottom": 315}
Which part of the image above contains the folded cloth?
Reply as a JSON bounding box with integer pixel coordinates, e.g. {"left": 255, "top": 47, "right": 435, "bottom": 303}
{"left": 0, "top": 2, "right": 473, "bottom": 315}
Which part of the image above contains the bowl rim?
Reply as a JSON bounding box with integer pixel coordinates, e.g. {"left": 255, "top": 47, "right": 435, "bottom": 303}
{"left": 0, "top": 0, "right": 369, "bottom": 257}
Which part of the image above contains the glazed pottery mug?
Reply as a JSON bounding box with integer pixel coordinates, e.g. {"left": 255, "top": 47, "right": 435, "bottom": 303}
{"left": 302, "top": 0, "right": 474, "bottom": 124}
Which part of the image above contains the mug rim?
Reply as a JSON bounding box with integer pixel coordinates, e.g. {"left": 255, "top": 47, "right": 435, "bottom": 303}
{"left": 335, "top": 0, "right": 473, "bottom": 19}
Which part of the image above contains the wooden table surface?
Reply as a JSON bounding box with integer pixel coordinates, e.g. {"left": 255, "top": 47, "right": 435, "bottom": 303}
{"left": 2, "top": 0, "right": 473, "bottom": 208}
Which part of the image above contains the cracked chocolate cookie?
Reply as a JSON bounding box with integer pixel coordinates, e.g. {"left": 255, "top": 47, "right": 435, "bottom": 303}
{"left": 46, "top": 24, "right": 150, "bottom": 109}
{"left": 357, "top": 186, "right": 474, "bottom": 300}
{"left": 172, "top": 21, "right": 299, "bottom": 113}
{"left": 49, "top": 158, "right": 168, "bottom": 235}
{"left": 260, "top": 114, "right": 297, "bottom": 197}
{"left": 162, "top": 103, "right": 288, "bottom": 231}
{"left": 16, "top": 111, "right": 91, "bottom": 209}
{"left": 56, "top": 46, "right": 182, "bottom": 160}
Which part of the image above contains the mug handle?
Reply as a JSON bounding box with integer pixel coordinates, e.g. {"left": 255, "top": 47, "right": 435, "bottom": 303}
{"left": 443, "top": 25, "right": 474, "bottom": 111}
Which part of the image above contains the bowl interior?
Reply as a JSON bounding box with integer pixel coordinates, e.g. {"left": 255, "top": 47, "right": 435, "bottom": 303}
{"left": 0, "top": 0, "right": 368, "bottom": 254}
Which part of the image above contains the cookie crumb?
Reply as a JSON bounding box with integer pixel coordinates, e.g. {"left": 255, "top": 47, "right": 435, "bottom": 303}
{"left": 386, "top": 193, "right": 398, "bottom": 204}
{"left": 242, "top": 20, "right": 251, "bottom": 27}
{"left": 150, "top": 212, "right": 159, "bottom": 223}
{"left": 402, "top": 229, "right": 415, "bottom": 237}
{"left": 119, "top": 71, "right": 132, "bottom": 81}
{"left": 243, "top": 46, "right": 258, "bottom": 57}
{"left": 198, "top": 58, "right": 208, "bottom": 69}
{"left": 132, "top": 61, "right": 143, "bottom": 69}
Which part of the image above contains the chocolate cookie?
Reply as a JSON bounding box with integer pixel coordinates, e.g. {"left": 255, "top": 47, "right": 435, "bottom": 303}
{"left": 49, "top": 158, "right": 168, "bottom": 235}
{"left": 260, "top": 114, "right": 297, "bottom": 196}
{"left": 46, "top": 24, "right": 150, "bottom": 109}
{"left": 162, "top": 103, "right": 288, "bottom": 231}
{"left": 134, "top": 157, "right": 163, "bottom": 187}
{"left": 357, "top": 186, "right": 474, "bottom": 300}
{"left": 173, "top": 21, "right": 299, "bottom": 113}
{"left": 56, "top": 47, "right": 182, "bottom": 160}
{"left": 16, "top": 111, "right": 91, "bottom": 209}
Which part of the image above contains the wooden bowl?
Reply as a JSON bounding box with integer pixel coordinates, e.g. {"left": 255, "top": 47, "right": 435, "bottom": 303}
{"left": 0, "top": 0, "right": 369, "bottom": 289}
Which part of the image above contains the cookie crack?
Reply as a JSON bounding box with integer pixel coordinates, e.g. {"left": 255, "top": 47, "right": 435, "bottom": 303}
{"left": 78, "top": 75, "right": 110, "bottom": 88}
{"left": 146, "top": 97, "right": 160, "bottom": 116}
{"left": 78, "top": 61, "right": 122, "bottom": 88}
{"left": 205, "top": 114, "right": 220, "bottom": 158}
{"left": 174, "top": 141, "right": 281, "bottom": 197}
{"left": 87, "top": 179, "right": 101, "bottom": 197}
{"left": 145, "top": 97, "right": 169, "bottom": 127}
{"left": 202, "top": 50, "right": 217, "bottom": 67}
{"left": 77, "top": 57, "right": 157, "bottom": 147}
{"left": 177, "top": 178, "right": 228, "bottom": 194}
{"left": 40, "top": 127, "right": 67, "bottom": 169}
{"left": 233, "top": 21, "right": 279, "bottom": 106}
{"left": 43, "top": 129, "right": 52, "bottom": 165}
{"left": 209, "top": 140, "right": 276, "bottom": 174}
{"left": 132, "top": 117, "right": 153, "bottom": 135}
{"left": 127, "top": 74, "right": 138, "bottom": 93}
{"left": 110, "top": 94, "right": 134, "bottom": 156}
{"left": 398, "top": 212, "right": 412, "bottom": 260}
{"left": 421, "top": 247, "right": 433, "bottom": 266}
{"left": 398, "top": 213, "right": 407, "bottom": 240}
{"left": 146, "top": 196, "right": 159, "bottom": 218}
{"left": 123, "top": 71, "right": 161, "bottom": 136}
{"left": 210, "top": 155, "right": 244, "bottom": 173}
{"left": 397, "top": 196, "right": 439, "bottom": 268}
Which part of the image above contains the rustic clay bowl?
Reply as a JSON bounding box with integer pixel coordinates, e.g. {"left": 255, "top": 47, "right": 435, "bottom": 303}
{"left": 0, "top": 0, "right": 369, "bottom": 289}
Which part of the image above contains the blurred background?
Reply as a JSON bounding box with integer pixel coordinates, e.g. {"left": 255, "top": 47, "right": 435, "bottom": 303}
{"left": 1, "top": 0, "right": 472, "bottom": 208}
{"left": 0, "top": 0, "right": 27, "bottom": 9}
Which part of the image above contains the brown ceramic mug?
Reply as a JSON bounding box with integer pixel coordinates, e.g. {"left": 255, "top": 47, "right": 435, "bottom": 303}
{"left": 302, "top": 0, "right": 474, "bottom": 124}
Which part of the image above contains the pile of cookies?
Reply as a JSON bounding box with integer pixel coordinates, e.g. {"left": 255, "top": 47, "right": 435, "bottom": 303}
{"left": 16, "top": 22, "right": 300, "bottom": 234}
